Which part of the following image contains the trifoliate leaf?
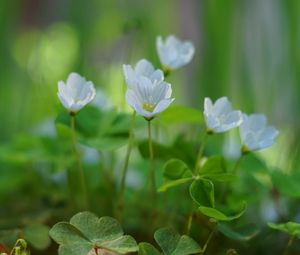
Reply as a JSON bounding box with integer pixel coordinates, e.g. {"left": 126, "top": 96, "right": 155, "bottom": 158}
{"left": 49, "top": 212, "right": 138, "bottom": 255}
{"left": 154, "top": 227, "right": 201, "bottom": 255}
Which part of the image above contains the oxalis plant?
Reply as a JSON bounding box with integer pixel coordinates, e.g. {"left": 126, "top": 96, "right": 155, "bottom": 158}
{"left": 42, "top": 34, "right": 292, "bottom": 255}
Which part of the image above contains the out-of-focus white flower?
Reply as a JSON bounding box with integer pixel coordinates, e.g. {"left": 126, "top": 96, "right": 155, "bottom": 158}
{"left": 156, "top": 35, "right": 195, "bottom": 70}
{"left": 239, "top": 113, "right": 279, "bottom": 152}
{"left": 57, "top": 72, "right": 96, "bottom": 114}
{"left": 126, "top": 77, "right": 174, "bottom": 119}
{"left": 204, "top": 97, "right": 243, "bottom": 133}
{"left": 123, "top": 59, "right": 164, "bottom": 89}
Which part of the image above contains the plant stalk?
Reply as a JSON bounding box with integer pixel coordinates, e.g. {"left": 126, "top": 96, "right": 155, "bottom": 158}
{"left": 194, "top": 132, "right": 208, "bottom": 173}
{"left": 201, "top": 225, "right": 217, "bottom": 255}
{"left": 120, "top": 110, "right": 136, "bottom": 197}
{"left": 70, "top": 114, "right": 89, "bottom": 210}
{"left": 283, "top": 235, "right": 295, "bottom": 255}
{"left": 148, "top": 119, "right": 156, "bottom": 197}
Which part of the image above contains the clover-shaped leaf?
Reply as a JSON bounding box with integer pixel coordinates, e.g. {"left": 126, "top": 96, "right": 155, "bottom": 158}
{"left": 49, "top": 212, "right": 138, "bottom": 255}
{"left": 158, "top": 159, "right": 193, "bottom": 192}
{"left": 189, "top": 179, "right": 246, "bottom": 221}
{"left": 200, "top": 156, "right": 235, "bottom": 182}
{"left": 154, "top": 227, "right": 202, "bottom": 255}
{"left": 138, "top": 242, "right": 161, "bottom": 255}
{"left": 268, "top": 222, "right": 300, "bottom": 238}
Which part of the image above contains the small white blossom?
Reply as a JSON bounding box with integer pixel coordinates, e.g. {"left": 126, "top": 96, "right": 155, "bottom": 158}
{"left": 126, "top": 77, "right": 174, "bottom": 119}
{"left": 57, "top": 72, "right": 96, "bottom": 113}
{"left": 123, "top": 59, "right": 164, "bottom": 89}
{"left": 204, "top": 97, "right": 243, "bottom": 133}
{"left": 239, "top": 113, "right": 279, "bottom": 152}
{"left": 156, "top": 35, "right": 195, "bottom": 70}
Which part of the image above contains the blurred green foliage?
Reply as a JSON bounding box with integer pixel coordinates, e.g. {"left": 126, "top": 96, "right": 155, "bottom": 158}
{"left": 1, "top": 0, "right": 300, "bottom": 254}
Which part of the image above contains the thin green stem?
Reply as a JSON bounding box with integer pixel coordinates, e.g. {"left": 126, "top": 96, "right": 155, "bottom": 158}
{"left": 186, "top": 132, "right": 208, "bottom": 233}
{"left": 283, "top": 235, "right": 295, "bottom": 255}
{"left": 70, "top": 114, "right": 89, "bottom": 210}
{"left": 120, "top": 110, "right": 136, "bottom": 197}
{"left": 201, "top": 224, "right": 217, "bottom": 255}
{"left": 194, "top": 132, "right": 208, "bottom": 173}
{"left": 186, "top": 212, "right": 193, "bottom": 235}
{"left": 232, "top": 155, "right": 244, "bottom": 174}
{"left": 219, "top": 155, "right": 245, "bottom": 203}
{"left": 148, "top": 120, "right": 156, "bottom": 196}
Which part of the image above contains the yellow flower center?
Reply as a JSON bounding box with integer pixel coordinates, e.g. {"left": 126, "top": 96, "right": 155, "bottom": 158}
{"left": 143, "top": 103, "right": 156, "bottom": 112}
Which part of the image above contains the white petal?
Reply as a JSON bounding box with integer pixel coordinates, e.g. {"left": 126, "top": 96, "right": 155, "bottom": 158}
{"left": 126, "top": 89, "right": 141, "bottom": 110}
{"left": 153, "top": 98, "right": 175, "bottom": 115}
{"left": 150, "top": 70, "right": 164, "bottom": 82}
{"left": 123, "top": 64, "right": 136, "bottom": 88}
{"left": 135, "top": 59, "right": 155, "bottom": 77}
{"left": 214, "top": 97, "right": 231, "bottom": 115}
{"left": 204, "top": 97, "right": 213, "bottom": 115}
{"left": 261, "top": 126, "right": 279, "bottom": 140}
{"left": 248, "top": 114, "right": 267, "bottom": 131}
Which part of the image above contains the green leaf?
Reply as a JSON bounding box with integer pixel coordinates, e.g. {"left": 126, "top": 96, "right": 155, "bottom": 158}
{"left": 82, "top": 136, "right": 128, "bottom": 151}
{"left": 163, "top": 159, "right": 193, "bottom": 180}
{"left": 218, "top": 223, "right": 259, "bottom": 241}
{"left": 49, "top": 212, "right": 138, "bottom": 255}
{"left": 58, "top": 243, "right": 93, "bottom": 255}
{"left": 49, "top": 222, "right": 90, "bottom": 245}
{"left": 102, "top": 235, "right": 139, "bottom": 253}
{"left": 69, "top": 212, "right": 123, "bottom": 243}
{"left": 158, "top": 178, "right": 193, "bottom": 192}
{"left": 199, "top": 156, "right": 235, "bottom": 182}
{"left": 189, "top": 179, "right": 215, "bottom": 208}
{"left": 200, "top": 156, "right": 227, "bottom": 175}
{"left": 23, "top": 223, "right": 51, "bottom": 250}
{"left": 271, "top": 171, "right": 300, "bottom": 198}
{"left": 159, "top": 105, "right": 203, "bottom": 125}
{"left": 154, "top": 227, "right": 201, "bottom": 255}
{"left": 138, "top": 242, "right": 161, "bottom": 255}
{"left": 198, "top": 202, "right": 247, "bottom": 221}
{"left": 268, "top": 222, "right": 300, "bottom": 238}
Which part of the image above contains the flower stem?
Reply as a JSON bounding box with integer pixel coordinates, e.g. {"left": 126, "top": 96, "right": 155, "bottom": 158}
{"left": 120, "top": 110, "right": 136, "bottom": 197}
{"left": 232, "top": 155, "right": 244, "bottom": 174}
{"left": 283, "top": 235, "right": 295, "bottom": 255}
{"left": 194, "top": 132, "right": 208, "bottom": 174}
{"left": 148, "top": 119, "right": 156, "bottom": 197}
{"left": 201, "top": 224, "right": 217, "bottom": 255}
{"left": 186, "top": 211, "right": 194, "bottom": 235}
{"left": 186, "top": 132, "right": 208, "bottom": 233}
{"left": 70, "top": 114, "right": 89, "bottom": 210}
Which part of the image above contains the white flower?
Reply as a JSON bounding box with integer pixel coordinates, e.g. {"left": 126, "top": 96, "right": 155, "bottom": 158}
{"left": 126, "top": 77, "right": 174, "bottom": 119}
{"left": 123, "top": 59, "right": 164, "bottom": 89}
{"left": 58, "top": 72, "right": 96, "bottom": 113}
{"left": 239, "top": 114, "right": 279, "bottom": 152}
{"left": 156, "top": 35, "right": 195, "bottom": 70}
{"left": 204, "top": 97, "right": 243, "bottom": 133}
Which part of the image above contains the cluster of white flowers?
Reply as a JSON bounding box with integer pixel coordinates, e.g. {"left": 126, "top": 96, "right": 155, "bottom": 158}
{"left": 56, "top": 34, "right": 278, "bottom": 153}
{"left": 203, "top": 97, "right": 279, "bottom": 152}
{"left": 123, "top": 35, "right": 194, "bottom": 120}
